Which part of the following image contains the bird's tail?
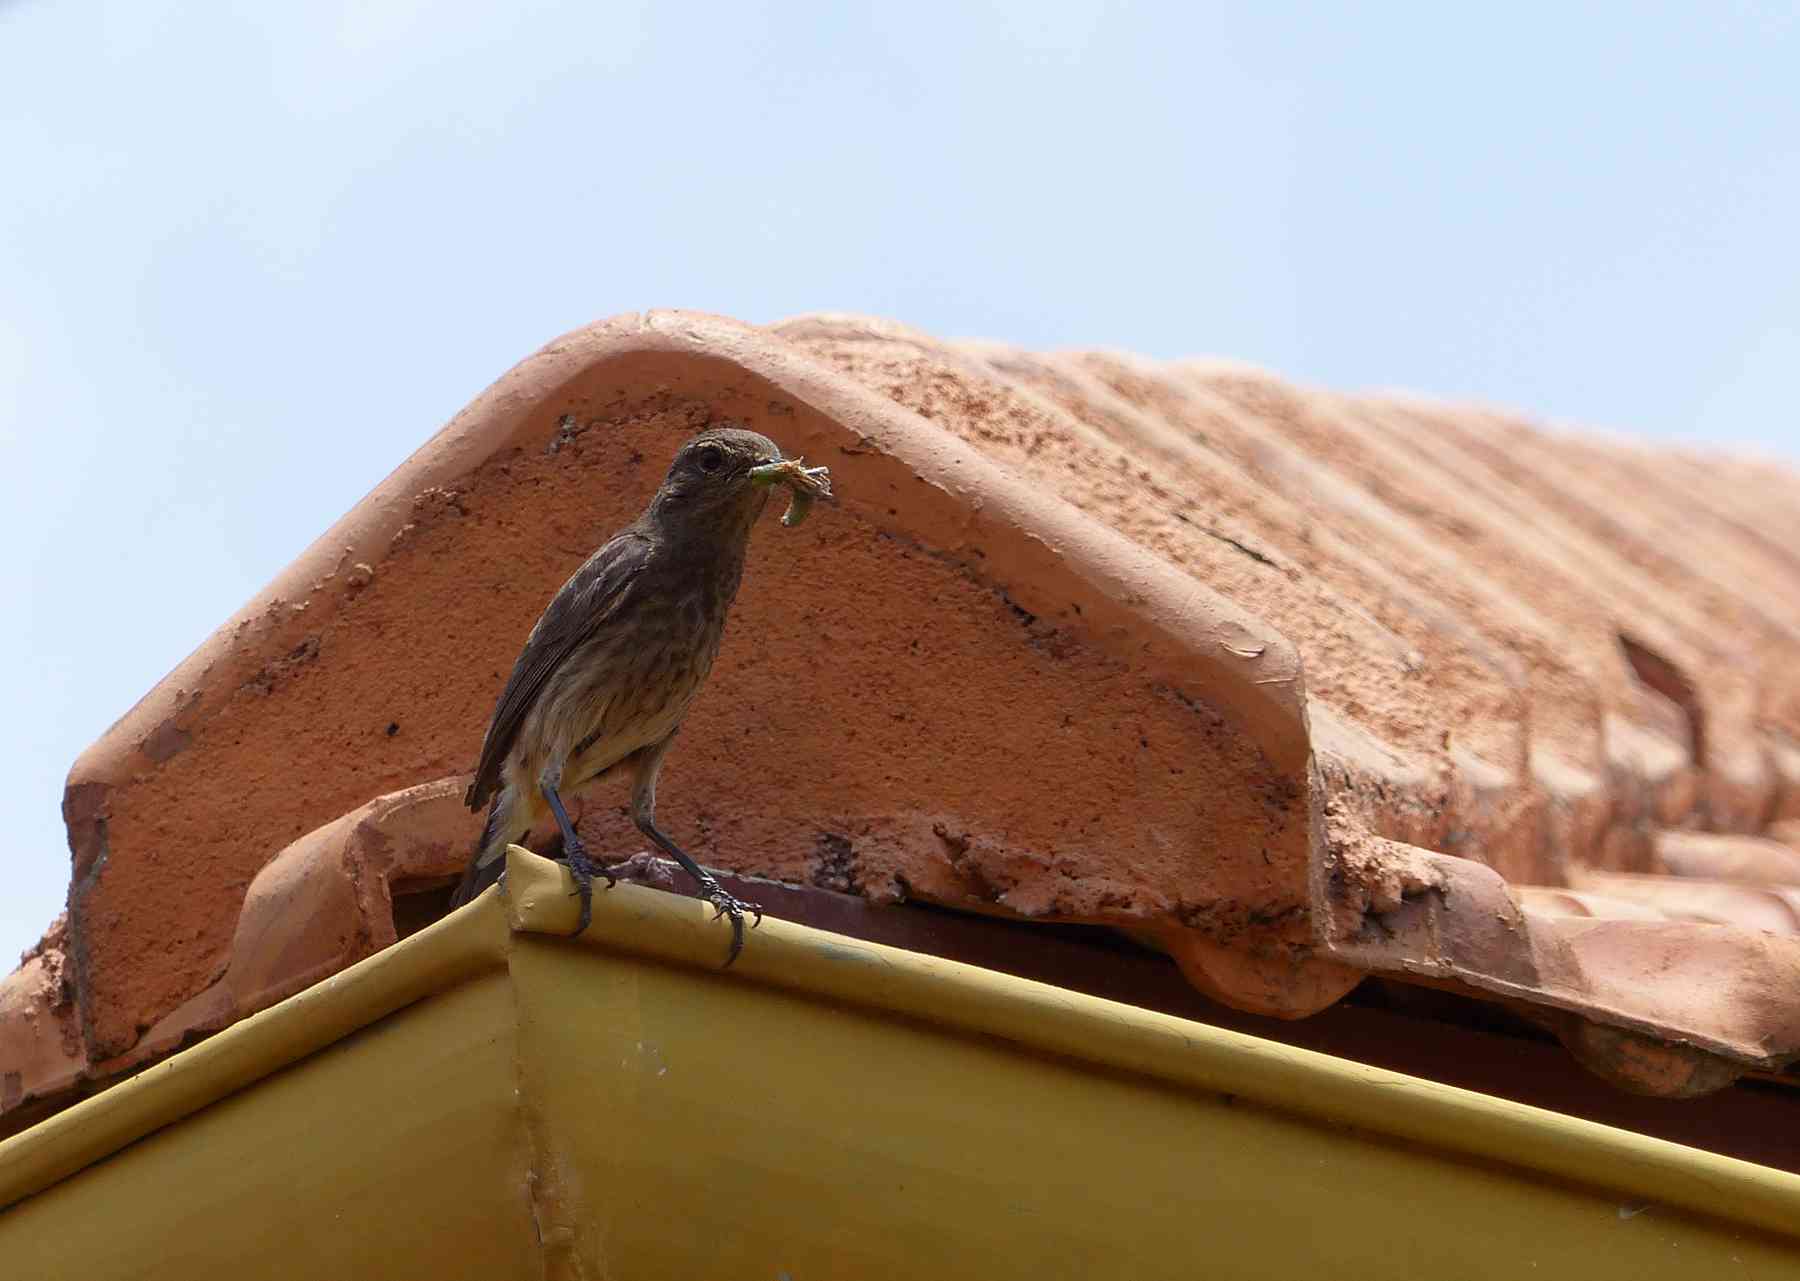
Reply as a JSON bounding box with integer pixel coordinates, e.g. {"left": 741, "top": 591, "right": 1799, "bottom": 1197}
{"left": 449, "top": 786, "right": 525, "bottom": 909}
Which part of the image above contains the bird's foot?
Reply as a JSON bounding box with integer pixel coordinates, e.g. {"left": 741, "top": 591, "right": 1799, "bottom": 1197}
{"left": 694, "top": 874, "right": 763, "bottom": 968}
{"left": 562, "top": 840, "right": 615, "bottom": 936}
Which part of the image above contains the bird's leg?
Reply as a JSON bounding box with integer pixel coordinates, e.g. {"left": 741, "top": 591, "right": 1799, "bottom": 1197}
{"left": 629, "top": 739, "right": 762, "bottom": 966}
{"left": 539, "top": 765, "right": 613, "bottom": 937}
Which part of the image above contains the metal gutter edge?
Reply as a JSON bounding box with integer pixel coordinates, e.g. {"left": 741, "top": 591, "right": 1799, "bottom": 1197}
{"left": 502, "top": 848, "right": 1800, "bottom": 1243}
{"left": 0, "top": 891, "right": 512, "bottom": 1211}
{"left": 6, "top": 842, "right": 1799, "bottom": 1246}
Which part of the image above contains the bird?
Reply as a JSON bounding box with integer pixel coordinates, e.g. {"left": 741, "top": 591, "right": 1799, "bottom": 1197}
{"left": 448, "top": 425, "right": 816, "bottom": 963}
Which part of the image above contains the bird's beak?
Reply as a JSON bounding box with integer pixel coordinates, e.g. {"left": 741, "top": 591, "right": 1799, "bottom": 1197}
{"left": 748, "top": 461, "right": 785, "bottom": 487}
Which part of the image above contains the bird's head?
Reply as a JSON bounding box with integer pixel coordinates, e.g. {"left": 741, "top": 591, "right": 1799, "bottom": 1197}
{"left": 648, "top": 425, "right": 786, "bottom": 532}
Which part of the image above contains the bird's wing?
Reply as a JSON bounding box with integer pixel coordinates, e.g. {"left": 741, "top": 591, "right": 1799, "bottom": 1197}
{"left": 464, "top": 531, "right": 652, "bottom": 810}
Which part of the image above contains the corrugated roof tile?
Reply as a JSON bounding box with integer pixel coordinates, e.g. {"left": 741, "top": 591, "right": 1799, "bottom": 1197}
{"left": 8, "top": 309, "right": 1800, "bottom": 1129}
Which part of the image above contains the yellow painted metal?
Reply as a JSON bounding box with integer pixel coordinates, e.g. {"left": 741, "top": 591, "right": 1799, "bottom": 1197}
{"left": 0, "top": 976, "right": 539, "bottom": 1280}
{"left": 2, "top": 846, "right": 1798, "bottom": 1279}
{"left": 0, "top": 890, "right": 511, "bottom": 1208}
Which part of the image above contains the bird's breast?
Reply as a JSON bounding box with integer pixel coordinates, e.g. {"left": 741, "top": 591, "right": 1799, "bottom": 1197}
{"left": 536, "top": 586, "right": 730, "bottom": 767}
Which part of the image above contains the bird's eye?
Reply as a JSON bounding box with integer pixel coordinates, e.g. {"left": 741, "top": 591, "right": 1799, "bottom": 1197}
{"left": 696, "top": 444, "right": 725, "bottom": 474}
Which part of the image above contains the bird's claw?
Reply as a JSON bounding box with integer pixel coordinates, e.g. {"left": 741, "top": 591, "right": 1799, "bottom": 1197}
{"left": 695, "top": 875, "right": 762, "bottom": 967}
{"left": 562, "top": 841, "right": 611, "bottom": 936}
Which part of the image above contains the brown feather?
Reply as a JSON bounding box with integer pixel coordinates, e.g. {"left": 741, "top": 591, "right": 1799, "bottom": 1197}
{"left": 463, "top": 531, "right": 651, "bottom": 810}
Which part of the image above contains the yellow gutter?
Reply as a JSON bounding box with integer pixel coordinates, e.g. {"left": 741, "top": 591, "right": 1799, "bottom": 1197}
{"left": 1, "top": 845, "right": 1797, "bottom": 1278}
{"left": 0, "top": 879, "right": 513, "bottom": 1207}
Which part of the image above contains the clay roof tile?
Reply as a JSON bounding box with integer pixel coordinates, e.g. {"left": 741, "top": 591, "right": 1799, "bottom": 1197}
{"left": 9, "top": 309, "right": 1800, "bottom": 1131}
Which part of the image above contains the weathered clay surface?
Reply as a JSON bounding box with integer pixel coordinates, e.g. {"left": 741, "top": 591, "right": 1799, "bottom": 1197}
{"left": 9, "top": 308, "right": 1800, "bottom": 1127}
{"left": 1358, "top": 400, "right": 1800, "bottom": 828}
{"left": 0, "top": 918, "right": 86, "bottom": 1129}
{"left": 43, "top": 312, "right": 1338, "bottom": 1077}
{"left": 779, "top": 321, "right": 1536, "bottom": 881}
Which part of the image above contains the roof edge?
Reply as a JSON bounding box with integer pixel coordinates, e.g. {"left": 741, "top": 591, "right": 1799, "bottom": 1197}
{"left": 502, "top": 848, "right": 1800, "bottom": 1240}
{"left": 6, "top": 845, "right": 1799, "bottom": 1238}
{"left": 0, "top": 889, "right": 511, "bottom": 1212}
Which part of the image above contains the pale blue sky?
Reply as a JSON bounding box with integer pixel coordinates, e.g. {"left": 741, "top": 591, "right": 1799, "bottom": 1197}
{"left": 4, "top": 2, "right": 1797, "bottom": 961}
